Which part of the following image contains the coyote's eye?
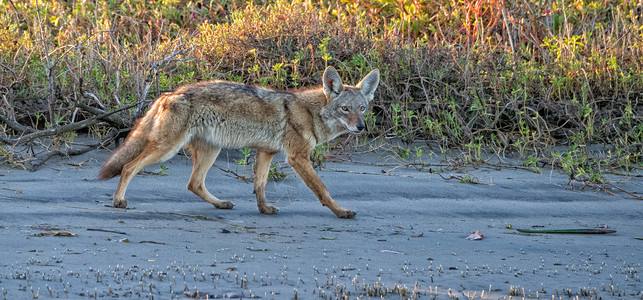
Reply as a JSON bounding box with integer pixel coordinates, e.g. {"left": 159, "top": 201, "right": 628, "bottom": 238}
{"left": 360, "top": 105, "right": 366, "bottom": 112}
{"left": 340, "top": 106, "right": 349, "bottom": 112}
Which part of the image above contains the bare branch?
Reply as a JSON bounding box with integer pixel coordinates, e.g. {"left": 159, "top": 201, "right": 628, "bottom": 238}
{"left": 26, "top": 130, "right": 120, "bottom": 170}
{"left": 0, "top": 112, "right": 35, "bottom": 134}
{"left": 1, "top": 102, "right": 139, "bottom": 145}
{"left": 136, "top": 42, "right": 194, "bottom": 117}
{"left": 74, "top": 101, "right": 130, "bottom": 129}
{"left": 0, "top": 62, "right": 18, "bottom": 84}
{"left": 34, "top": 0, "right": 56, "bottom": 127}
{"left": 83, "top": 92, "right": 106, "bottom": 109}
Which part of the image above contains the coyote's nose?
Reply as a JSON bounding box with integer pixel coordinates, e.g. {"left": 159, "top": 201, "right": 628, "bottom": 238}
{"left": 356, "top": 123, "right": 365, "bottom": 131}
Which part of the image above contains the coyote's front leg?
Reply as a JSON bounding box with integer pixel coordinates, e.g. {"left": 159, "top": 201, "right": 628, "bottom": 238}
{"left": 286, "top": 147, "right": 356, "bottom": 218}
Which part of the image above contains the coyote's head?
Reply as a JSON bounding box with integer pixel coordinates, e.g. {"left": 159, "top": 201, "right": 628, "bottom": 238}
{"left": 322, "top": 67, "right": 380, "bottom": 134}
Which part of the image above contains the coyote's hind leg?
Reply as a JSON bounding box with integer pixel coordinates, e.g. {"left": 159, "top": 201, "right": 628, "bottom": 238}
{"left": 186, "top": 140, "right": 234, "bottom": 209}
{"left": 114, "top": 140, "right": 183, "bottom": 208}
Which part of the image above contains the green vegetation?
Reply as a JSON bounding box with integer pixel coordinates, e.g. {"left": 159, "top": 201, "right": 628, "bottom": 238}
{"left": 235, "top": 147, "right": 254, "bottom": 177}
{"left": 311, "top": 144, "right": 329, "bottom": 170}
{"left": 0, "top": 0, "right": 641, "bottom": 182}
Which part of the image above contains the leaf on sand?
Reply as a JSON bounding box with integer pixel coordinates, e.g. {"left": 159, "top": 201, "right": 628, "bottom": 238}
{"left": 411, "top": 233, "right": 424, "bottom": 238}
{"left": 87, "top": 228, "right": 127, "bottom": 235}
{"left": 53, "top": 231, "right": 77, "bottom": 236}
{"left": 139, "top": 241, "right": 166, "bottom": 245}
{"left": 1, "top": 188, "right": 22, "bottom": 194}
{"left": 246, "top": 247, "right": 268, "bottom": 252}
{"left": 517, "top": 228, "right": 616, "bottom": 234}
{"left": 34, "top": 231, "right": 77, "bottom": 237}
{"left": 320, "top": 236, "right": 337, "bottom": 240}
{"left": 466, "top": 230, "right": 484, "bottom": 240}
{"left": 380, "top": 249, "right": 406, "bottom": 255}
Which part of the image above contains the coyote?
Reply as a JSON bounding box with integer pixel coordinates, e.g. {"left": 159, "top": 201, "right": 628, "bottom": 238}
{"left": 99, "top": 66, "right": 380, "bottom": 218}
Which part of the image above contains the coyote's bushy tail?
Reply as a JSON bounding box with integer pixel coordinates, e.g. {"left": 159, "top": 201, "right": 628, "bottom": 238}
{"left": 98, "top": 121, "right": 148, "bottom": 180}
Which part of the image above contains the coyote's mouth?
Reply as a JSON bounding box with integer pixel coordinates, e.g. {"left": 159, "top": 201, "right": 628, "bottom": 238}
{"left": 342, "top": 121, "right": 366, "bottom": 134}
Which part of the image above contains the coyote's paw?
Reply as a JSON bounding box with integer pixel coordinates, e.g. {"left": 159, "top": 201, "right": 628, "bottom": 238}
{"left": 336, "top": 209, "right": 356, "bottom": 219}
{"left": 213, "top": 201, "right": 234, "bottom": 209}
{"left": 259, "top": 205, "right": 279, "bottom": 215}
{"left": 113, "top": 198, "right": 128, "bottom": 208}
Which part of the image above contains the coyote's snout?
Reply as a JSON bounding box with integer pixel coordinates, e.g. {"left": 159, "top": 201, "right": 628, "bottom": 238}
{"left": 99, "top": 66, "right": 380, "bottom": 218}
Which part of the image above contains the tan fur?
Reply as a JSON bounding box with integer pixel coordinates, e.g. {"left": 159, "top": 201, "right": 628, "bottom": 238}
{"left": 99, "top": 67, "right": 379, "bottom": 218}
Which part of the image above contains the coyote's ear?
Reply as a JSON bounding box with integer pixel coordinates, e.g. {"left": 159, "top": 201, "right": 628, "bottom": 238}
{"left": 322, "top": 66, "right": 344, "bottom": 101}
{"left": 356, "top": 69, "right": 380, "bottom": 101}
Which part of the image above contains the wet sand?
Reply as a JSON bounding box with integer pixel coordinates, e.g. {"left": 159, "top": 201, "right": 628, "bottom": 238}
{"left": 0, "top": 146, "right": 641, "bottom": 299}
